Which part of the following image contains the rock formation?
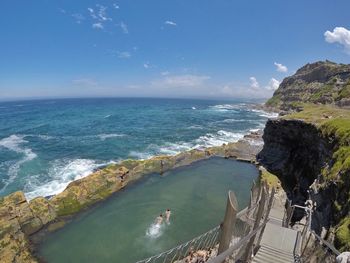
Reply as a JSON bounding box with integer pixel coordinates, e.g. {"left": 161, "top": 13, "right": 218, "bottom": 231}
{"left": 266, "top": 60, "right": 350, "bottom": 110}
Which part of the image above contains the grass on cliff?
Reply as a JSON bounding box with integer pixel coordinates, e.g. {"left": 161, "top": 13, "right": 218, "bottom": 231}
{"left": 336, "top": 217, "right": 350, "bottom": 251}
{"left": 260, "top": 168, "right": 281, "bottom": 190}
{"left": 283, "top": 104, "right": 350, "bottom": 126}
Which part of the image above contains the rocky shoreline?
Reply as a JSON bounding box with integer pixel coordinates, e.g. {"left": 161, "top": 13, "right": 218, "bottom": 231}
{"left": 0, "top": 130, "right": 264, "bottom": 263}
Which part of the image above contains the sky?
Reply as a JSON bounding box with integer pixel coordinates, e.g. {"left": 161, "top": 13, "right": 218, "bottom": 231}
{"left": 1, "top": 0, "right": 350, "bottom": 101}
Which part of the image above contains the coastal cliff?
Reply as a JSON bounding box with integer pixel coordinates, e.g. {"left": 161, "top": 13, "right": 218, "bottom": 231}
{"left": 260, "top": 105, "right": 350, "bottom": 250}
{"left": 266, "top": 60, "right": 350, "bottom": 110}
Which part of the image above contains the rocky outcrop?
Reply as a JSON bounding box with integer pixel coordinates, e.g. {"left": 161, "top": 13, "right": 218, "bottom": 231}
{"left": 266, "top": 61, "right": 350, "bottom": 110}
{"left": 258, "top": 119, "right": 333, "bottom": 228}
{"left": 258, "top": 111, "right": 350, "bottom": 251}
{"left": 0, "top": 192, "right": 38, "bottom": 263}
{"left": 0, "top": 132, "right": 263, "bottom": 262}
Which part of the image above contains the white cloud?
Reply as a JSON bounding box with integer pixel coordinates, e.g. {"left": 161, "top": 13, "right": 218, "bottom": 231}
{"left": 113, "top": 3, "right": 120, "bottom": 9}
{"left": 96, "top": 4, "right": 112, "bottom": 21}
{"left": 71, "top": 13, "right": 85, "bottom": 24}
{"left": 161, "top": 71, "right": 170, "bottom": 76}
{"left": 219, "top": 83, "right": 272, "bottom": 99}
{"left": 72, "top": 78, "right": 98, "bottom": 86}
{"left": 265, "top": 78, "right": 280, "bottom": 91}
{"left": 274, "top": 62, "right": 288, "bottom": 72}
{"left": 143, "top": 63, "right": 150, "bottom": 69}
{"left": 152, "top": 74, "right": 210, "bottom": 88}
{"left": 92, "top": 23, "right": 104, "bottom": 29}
{"left": 88, "top": 5, "right": 112, "bottom": 25}
{"left": 165, "top": 21, "right": 177, "bottom": 26}
{"left": 119, "top": 21, "right": 129, "bottom": 34}
{"left": 249, "top": 77, "right": 259, "bottom": 89}
{"left": 117, "top": 51, "right": 131, "bottom": 59}
{"left": 88, "top": 8, "right": 98, "bottom": 19}
{"left": 324, "top": 27, "right": 350, "bottom": 54}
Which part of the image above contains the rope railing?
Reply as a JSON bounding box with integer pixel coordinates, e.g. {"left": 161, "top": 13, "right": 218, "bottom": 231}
{"left": 135, "top": 182, "right": 273, "bottom": 263}
{"left": 135, "top": 207, "right": 255, "bottom": 263}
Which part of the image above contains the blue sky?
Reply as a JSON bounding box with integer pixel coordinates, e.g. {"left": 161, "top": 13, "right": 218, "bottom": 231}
{"left": 1, "top": 0, "right": 350, "bottom": 100}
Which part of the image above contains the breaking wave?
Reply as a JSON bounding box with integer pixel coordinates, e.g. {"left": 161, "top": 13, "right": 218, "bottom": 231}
{"left": 24, "top": 159, "right": 114, "bottom": 200}
{"left": 128, "top": 130, "right": 245, "bottom": 160}
{"left": 0, "top": 135, "right": 37, "bottom": 193}
{"left": 97, "top": 133, "right": 126, "bottom": 141}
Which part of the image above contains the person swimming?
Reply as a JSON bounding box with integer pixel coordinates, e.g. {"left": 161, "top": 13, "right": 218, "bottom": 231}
{"left": 165, "top": 209, "right": 171, "bottom": 223}
{"left": 155, "top": 214, "right": 163, "bottom": 225}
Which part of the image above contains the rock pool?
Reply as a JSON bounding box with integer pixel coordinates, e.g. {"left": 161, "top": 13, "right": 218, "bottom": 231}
{"left": 38, "top": 157, "right": 258, "bottom": 263}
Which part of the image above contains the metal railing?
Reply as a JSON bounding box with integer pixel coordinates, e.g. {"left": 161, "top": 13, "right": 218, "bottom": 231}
{"left": 284, "top": 202, "right": 340, "bottom": 262}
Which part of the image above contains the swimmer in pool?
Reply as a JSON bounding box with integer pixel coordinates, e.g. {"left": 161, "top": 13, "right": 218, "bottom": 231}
{"left": 165, "top": 209, "right": 171, "bottom": 223}
{"left": 155, "top": 214, "right": 163, "bottom": 225}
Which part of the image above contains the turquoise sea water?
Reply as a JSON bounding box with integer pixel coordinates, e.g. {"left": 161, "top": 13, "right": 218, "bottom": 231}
{"left": 39, "top": 157, "right": 258, "bottom": 263}
{"left": 0, "top": 98, "right": 275, "bottom": 199}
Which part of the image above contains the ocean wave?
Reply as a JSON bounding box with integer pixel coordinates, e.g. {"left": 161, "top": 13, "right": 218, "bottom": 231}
{"left": 250, "top": 109, "right": 279, "bottom": 118}
{"left": 187, "top": 125, "right": 204, "bottom": 130}
{"left": 23, "top": 134, "right": 55, "bottom": 140}
{"left": 209, "top": 104, "right": 246, "bottom": 112}
{"left": 104, "top": 114, "right": 111, "bottom": 118}
{"left": 24, "top": 159, "right": 112, "bottom": 200}
{"left": 0, "top": 135, "right": 37, "bottom": 193}
{"left": 129, "top": 151, "right": 155, "bottom": 160}
{"left": 97, "top": 133, "right": 125, "bottom": 141}
{"left": 129, "top": 130, "right": 245, "bottom": 160}
{"left": 195, "top": 130, "right": 244, "bottom": 147}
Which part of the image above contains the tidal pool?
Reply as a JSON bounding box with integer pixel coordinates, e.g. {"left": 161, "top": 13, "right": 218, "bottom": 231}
{"left": 38, "top": 157, "right": 258, "bottom": 263}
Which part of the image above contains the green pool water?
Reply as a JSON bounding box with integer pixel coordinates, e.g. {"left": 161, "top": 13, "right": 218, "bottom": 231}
{"left": 38, "top": 157, "right": 258, "bottom": 263}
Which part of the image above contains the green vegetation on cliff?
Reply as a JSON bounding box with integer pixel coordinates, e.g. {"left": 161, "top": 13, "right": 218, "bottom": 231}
{"left": 283, "top": 103, "right": 350, "bottom": 251}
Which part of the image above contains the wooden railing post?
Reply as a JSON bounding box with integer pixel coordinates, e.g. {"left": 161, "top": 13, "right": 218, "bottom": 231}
{"left": 242, "top": 184, "right": 267, "bottom": 262}
{"left": 247, "top": 181, "right": 256, "bottom": 211}
{"left": 218, "top": 191, "right": 238, "bottom": 258}
{"left": 283, "top": 200, "right": 293, "bottom": 228}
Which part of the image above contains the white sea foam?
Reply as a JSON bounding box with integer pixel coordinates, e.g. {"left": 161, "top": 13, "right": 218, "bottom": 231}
{"left": 250, "top": 109, "right": 279, "bottom": 118}
{"left": 146, "top": 223, "right": 164, "bottom": 238}
{"left": 158, "top": 142, "right": 193, "bottom": 155}
{"left": 97, "top": 133, "right": 125, "bottom": 141}
{"left": 209, "top": 104, "right": 244, "bottom": 112}
{"left": 187, "top": 125, "right": 204, "bottom": 130}
{"left": 210, "top": 104, "right": 238, "bottom": 110}
{"left": 129, "top": 151, "right": 155, "bottom": 160}
{"left": 0, "top": 135, "right": 37, "bottom": 193}
{"left": 192, "top": 106, "right": 196, "bottom": 110}
{"left": 249, "top": 128, "right": 261, "bottom": 133}
{"left": 24, "top": 134, "right": 55, "bottom": 140}
{"left": 24, "top": 159, "right": 111, "bottom": 200}
{"left": 104, "top": 114, "right": 111, "bottom": 118}
{"left": 131, "top": 130, "right": 246, "bottom": 159}
{"left": 195, "top": 130, "right": 244, "bottom": 147}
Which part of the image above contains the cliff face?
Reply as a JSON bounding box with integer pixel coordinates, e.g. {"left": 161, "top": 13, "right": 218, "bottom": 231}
{"left": 258, "top": 119, "right": 333, "bottom": 230}
{"left": 258, "top": 106, "right": 350, "bottom": 251}
{"left": 266, "top": 61, "right": 350, "bottom": 109}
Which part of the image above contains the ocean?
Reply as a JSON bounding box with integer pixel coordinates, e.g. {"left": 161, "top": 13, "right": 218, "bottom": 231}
{"left": 0, "top": 98, "right": 276, "bottom": 200}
